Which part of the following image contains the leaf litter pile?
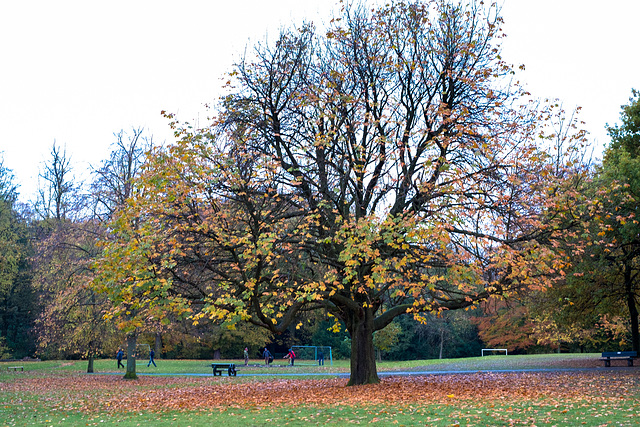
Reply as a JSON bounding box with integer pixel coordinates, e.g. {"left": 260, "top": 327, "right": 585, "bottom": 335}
{"left": 3, "top": 371, "right": 639, "bottom": 415}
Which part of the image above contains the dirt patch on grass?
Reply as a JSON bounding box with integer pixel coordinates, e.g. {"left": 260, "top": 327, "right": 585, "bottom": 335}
{"left": 543, "top": 357, "right": 603, "bottom": 369}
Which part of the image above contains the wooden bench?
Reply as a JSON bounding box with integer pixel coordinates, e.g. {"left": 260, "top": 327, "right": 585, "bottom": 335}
{"left": 7, "top": 366, "right": 23, "bottom": 372}
{"left": 211, "top": 363, "right": 237, "bottom": 376}
{"left": 601, "top": 351, "right": 637, "bottom": 367}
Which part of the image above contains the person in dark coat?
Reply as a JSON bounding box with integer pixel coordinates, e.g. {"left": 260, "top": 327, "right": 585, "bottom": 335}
{"left": 147, "top": 349, "right": 156, "bottom": 367}
{"left": 263, "top": 347, "right": 272, "bottom": 366}
{"left": 116, "top": 348, "right": 124, "bottom": 369}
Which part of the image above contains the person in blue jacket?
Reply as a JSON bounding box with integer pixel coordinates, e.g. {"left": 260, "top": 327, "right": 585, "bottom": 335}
{"left": 116, "top": 348, "right": 124, "bottom": 369}
{"left": 263, "top": 347, "right": 272, "bottom": 366}
{"left": 147, "top": 349, "right": 157, "bottom": 367}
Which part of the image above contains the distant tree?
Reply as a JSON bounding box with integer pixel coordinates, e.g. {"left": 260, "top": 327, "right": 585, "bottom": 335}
{"left": 91, "top": 128, "right": 152, "bottom": 221}
{"left": 35, "top": 142, "right": 77, "bottom": 221}
{"left": 33, "top": 216, "right": 119, "bottom": 372}
{"left": 31, "top": 141, "right": 118, "bottom": 371}
{"left": 586, "top": 90, "right": 640, "bottom": 351}
{"left": 526, "top": 90, "right": 640, "bottom": 353}
{"left": 0, "top": 157, "right": 36, "bottom": 358}
{"left": 34, "top": 129, "right": 153, "bottom": 374}
{"left": 473, "top": 301, "right": 536, "bottom": 352}
{"left": 428, "top": 311, "right": 479, "bottom": 359}
{"left": 526, "top": 230, "right": 631, "bottom": 352}
{"left": 373, "top": 321, "right": 401, "bottom": 361}
{"left": 608, "top": 89, "right": 640, "bottom": 156}
{"left": 308, "top": 319, "right": 352, "bottom": 359}
{"left": 378, "top": 311, "right": 482, "bottom": 360}
{"left": 209, "top": 321, "right": 273, "bottom": 360}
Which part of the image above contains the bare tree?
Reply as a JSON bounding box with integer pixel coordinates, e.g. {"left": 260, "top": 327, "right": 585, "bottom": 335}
{"left": 35, "top": 141, "right": 77, "bottom": 220}
{"left": 91, "top": 128, "right": 153, "bottom": 222}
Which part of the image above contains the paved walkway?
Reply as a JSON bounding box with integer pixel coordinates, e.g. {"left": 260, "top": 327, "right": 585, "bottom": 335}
{"left": 100, "top": 365, "right": 636, "bottom": 378}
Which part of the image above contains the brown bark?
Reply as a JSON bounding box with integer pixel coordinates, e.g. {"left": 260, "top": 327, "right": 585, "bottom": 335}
{"left": 624, "top": 264, "right": 640, "bottom": 353}
{"left": 346, "top": 306, "right": 379, "bottom": 386}
{"left": 124, "top": 333, "right": 137, "bottom": 379}
{"left": 87, "top": 354, "right": 94, "bottom": 373}
{"left": 154, "top": 332, "right": 162, "bottom": 358}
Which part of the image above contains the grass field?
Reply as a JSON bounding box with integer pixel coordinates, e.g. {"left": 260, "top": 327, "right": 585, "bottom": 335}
{"left": 1, "top": 354, "right": 639, "bottom": 426}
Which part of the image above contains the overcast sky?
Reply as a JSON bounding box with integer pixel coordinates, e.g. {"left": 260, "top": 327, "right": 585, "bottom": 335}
{"left": 1, "top": 0, "right": 638, "bottom": 202}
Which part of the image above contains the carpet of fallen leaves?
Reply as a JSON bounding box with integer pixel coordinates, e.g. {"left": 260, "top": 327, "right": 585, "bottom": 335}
{"left": 2, "top": 370, "right": 639, "bottom": 414}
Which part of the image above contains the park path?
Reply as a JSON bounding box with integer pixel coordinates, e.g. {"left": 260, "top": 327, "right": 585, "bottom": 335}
{"left": 106, "top": 365, "right": 638, "bottom": 378}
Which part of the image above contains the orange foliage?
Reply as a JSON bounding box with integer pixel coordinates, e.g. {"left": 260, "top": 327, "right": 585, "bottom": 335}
{"left": 473, "top": 302, "right": 536, "bottom": 352}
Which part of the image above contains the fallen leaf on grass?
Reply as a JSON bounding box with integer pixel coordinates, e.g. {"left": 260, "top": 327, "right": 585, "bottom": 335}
{"left": 3, "top": 370, "right": 639, "bottom": 414}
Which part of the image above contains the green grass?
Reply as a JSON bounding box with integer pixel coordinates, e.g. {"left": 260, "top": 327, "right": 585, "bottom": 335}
{"left": 0, "top": 352, "right": 598, "bottom": 376}
{"left": 1, "top": 354, "right": 638, "bottom": 426}
{"left": 3, "top": 398, "right": 640, "bottom": 426}
{"left": 1, "top": 358, "right": 348, "bottom": 377}
{"left": 377, "top": 352, "right": 599, "bottom": 371}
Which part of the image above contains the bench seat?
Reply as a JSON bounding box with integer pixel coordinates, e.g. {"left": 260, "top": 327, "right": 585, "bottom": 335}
{"left": 600, "top": 351, "right": 637, "bottom": 367}
{"left": 211, "top": 363, "right": 237, "bottom": 376}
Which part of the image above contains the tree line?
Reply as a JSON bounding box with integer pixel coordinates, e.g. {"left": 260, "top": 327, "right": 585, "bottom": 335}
{"left": 1, "top": 0, "right": 639, "bottom": 385}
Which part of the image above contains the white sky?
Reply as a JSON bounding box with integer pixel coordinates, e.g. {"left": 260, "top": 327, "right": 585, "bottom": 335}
{"left": 1, "top": 0, "right": 638, "bottom": 202}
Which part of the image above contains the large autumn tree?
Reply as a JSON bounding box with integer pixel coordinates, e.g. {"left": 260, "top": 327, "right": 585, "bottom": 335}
{"left": 92, "top": 129, "right": 161, "bottom": 379}
{"left": 96, "top": 0, "right": 576, "bottom": 385}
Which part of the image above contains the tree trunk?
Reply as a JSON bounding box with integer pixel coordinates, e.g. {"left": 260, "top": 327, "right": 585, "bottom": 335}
{"left": 624, "top": 265, "right": 639, "bottom": 353}
{"left": 87, "top": 354, "right": 94, "bottom": 373}
{"left": 346, "top": 307, "right": 379, "bottom": 386}
{"left": 124, "top": 333, "right": 137, "bottom": 380}
{"left": 439, "top": 329, "right": 444, "bottom": 360}
{"left": 154, "top": 332, "right": 162, "bottom": 358}
{"left": 213, "top": 349, "right": 221, "bottom": 360}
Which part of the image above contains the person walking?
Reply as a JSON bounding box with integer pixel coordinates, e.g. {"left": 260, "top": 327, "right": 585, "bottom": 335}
{"left": 116, "top": 348, "right": 124, "bottom": 369}
{"left": 318, "top": 350, "right": 324, "bottom": 366}
{"left": 263, "top": 347, "right": 272, "bottom": 366}
{"left": 147, "top": 349, "right": 157, "bottom": 367}
{"left": 243, "top": 347, "right": 249, "bottom": 366}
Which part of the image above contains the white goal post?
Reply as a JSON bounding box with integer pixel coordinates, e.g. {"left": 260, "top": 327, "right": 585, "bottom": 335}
{"left": 481, "top": 348, "right": 508, "bottom": 357}
{"left": 290, "top": 345, "right": 333, "bottom": 366}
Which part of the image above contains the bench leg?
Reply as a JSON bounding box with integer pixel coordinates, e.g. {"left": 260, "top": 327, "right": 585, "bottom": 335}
{"left": 628, "top": 359, "right": 634, "bottom": 367}
{"left": 604, "top": 360, "right": 611, "bottom": 367}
